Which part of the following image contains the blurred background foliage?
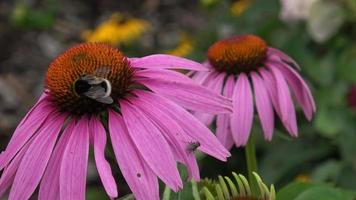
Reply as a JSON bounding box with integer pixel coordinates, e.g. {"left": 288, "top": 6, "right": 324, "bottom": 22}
{"left": 0, "top": 0, "right": 356, "bottom": 199}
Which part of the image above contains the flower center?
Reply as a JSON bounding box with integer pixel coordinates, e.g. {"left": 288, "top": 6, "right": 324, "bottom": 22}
{"left": 45, "top": 43, "right": 134, "bottom": 115}
{"left": 207, "top": 35, "right": 267, "bottom": 74}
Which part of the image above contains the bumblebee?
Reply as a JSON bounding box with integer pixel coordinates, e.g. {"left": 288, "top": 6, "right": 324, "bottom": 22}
{"left": 74, "top": 65, "right": 114, "bottom": 105}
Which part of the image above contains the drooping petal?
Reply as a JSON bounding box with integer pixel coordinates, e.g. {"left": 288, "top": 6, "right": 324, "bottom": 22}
{"left": 274, "top": 62, "right": 316, "bottom": 120}
{"left": 90, "top": 117, "right": 118, "bottom": 198}
{"left": 8, "top": 113, "right": 66, "bottom": 200}
{"left": 199, "top": 71, "right": 220, "bottom": 86}
{"left": 0, "top": 142, "right": 30, "bottom": 197}
{"left": 129, "top": 54, "right": 208, "bottom": 71}
{"left": 108, "top": 110, "right": 159, "bottom": 200}
{"left": 190, "top": 71, "right": 210, "bottom": 85}
{"left": 134, "top": 69, "right": 193, "bottom": 83}
{"left": 39, "top": 120, "right": 76, "bottom": 200}
{"left": 251, "top": 72, "right": 275, "bottom": 141}
{"left": 267, "top": 47, "right": 300, "bottom": 70}
{"left": 120, "top": 100, "right": 182, "bottom": 191}
{"left": 268, "top": 65, "right": 298, "bottom": 137}
{"left": 259, "top": 68, "right": 298, "bottom": 136}
{"left": 194, "top": 72, "right": 226, "bottom": 125}
{"left": 60, "top": 117, "right": 90, "bottom": 200}
{"left": 18, "top": 92, "right": 49, "bottom": 127}
{"left": 259, "top": 68, "right": 281, "bottom": 115}
{"left": 216, "top": 75, "right": 235, "bottom": 150}
{"left": 136, "top": 74, "right": 232, "bottom": 114}
{"left": 132, "top": 90, "right": 230, "bottom": 160}
{"left": 129, "top": 96, "right": 200, "bottom": 180}
{"left": 230, "top": 73, "right": 254, "bottom": 147}
{"left": 0, "top": 98, "right": 55, "bottom": 170}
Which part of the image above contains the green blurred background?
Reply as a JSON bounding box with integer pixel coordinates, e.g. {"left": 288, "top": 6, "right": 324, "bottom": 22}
{"left": 0, "top": 0, "right": 356, "bottom": 199}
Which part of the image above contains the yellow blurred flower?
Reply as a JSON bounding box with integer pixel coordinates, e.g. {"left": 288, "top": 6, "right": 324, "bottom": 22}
{"left": 295, "top": 174, "right": 312, "bottom": 183}
{"left": 230, "top": 0, "right": 253, "bottom": 16}
{"left": 82, "top": 13, "right": 151, "bottom": 46}
{"left": 166, "top": 35, "right": 194, "bottom": 58}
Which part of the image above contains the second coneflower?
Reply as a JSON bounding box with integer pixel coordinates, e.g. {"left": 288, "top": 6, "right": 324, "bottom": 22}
{"left": 0, "top": 43, "right": 232, "bottom": 200}
{"left": 190, "top": 34, "right": 316, "bottom": 148}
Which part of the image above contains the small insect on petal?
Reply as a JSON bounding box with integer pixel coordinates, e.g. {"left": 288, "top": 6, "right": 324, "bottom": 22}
{"left": 186, "top": 141, "right": 201, "bottom": 153}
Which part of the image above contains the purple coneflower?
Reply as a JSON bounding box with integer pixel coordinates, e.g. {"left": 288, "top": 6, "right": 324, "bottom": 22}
{"left": 0, "top": 43, "right": 232, "bottom": 200}
{"left": 190, "top": 34, "right": 316, "bottom": 148}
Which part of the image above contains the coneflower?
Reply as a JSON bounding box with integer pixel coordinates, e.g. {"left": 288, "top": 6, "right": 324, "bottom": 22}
{"left": 190, "top": 34, "right": 316, "bottom": 148}
{"left": 0, "top": 43, "right": 232, "bottom": 200}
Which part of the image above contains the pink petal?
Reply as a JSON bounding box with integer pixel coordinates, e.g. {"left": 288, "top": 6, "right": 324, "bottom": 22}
{"left": 0, "top": 142, "right": 30, "bottom": 197}
{"left": 259, "top": 68, "right": 298, "bottom": 136}
{"left": 268, "top": 65, "right": 298, "bottom": 137}
{"left": 108, "top": 110, "right": 159, "bottom": 200}
{"left": 60, "top": 117, "right": 90, "bottom": 200}
{"left": 267, "top": 47, "right": 300, "bottom": 70}
{"left": 39, "top": 120, "right": 76, "bottom": 200}
{"left": 216, "top": 75, "right": 235, "bottom": 150}
{"left": 259, "top": 68, "right": 281, "bottom": 115}
{"left": 8, "top": 113, "right": 66, "bottom": 200}
{"left": 0, "top": 98, "right": 55, "bottom": 170}
{"left": 274, "top": 62, "right": 316, "bottom": 120}
{"left": 132, "top": 90, "right": 230, "bottom": 160}
{"left": 251, "top": 72, "right": 275, "bottom": 141}
{"left": 194, "top": 72, "right": 226, "bottom": 125}
{"left": 136, "top": 76, "right": 232, "bottom": 114}
{"left": 199, "top": 71, "right": 220, "bottom": 86}
{"left": 18, "top": 92, "right": 49, "bottom": 127}
{"left": 120, "top": 101, "right": 182, "bottom": 191}
{"left": 128, "top": 96, "right": 200, "bottom": 180}
{"left": 190, "top": 71, "right": 210, "bottom": 85}
{"left": 134, "top": 69, "right": 193, "bottom": 83}
{"left": 129, "top": 54, "right": 208, "bottom": 71}
{"left": 230, "top": 73, "right": 254, "bottom": 147}
{"left": 90, "top": 117, "right": 118, "bottom": 198}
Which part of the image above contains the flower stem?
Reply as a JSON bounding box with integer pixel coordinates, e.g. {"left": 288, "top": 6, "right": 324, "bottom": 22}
{"left": 245, "top": 133, "right": 259, "bottom": 196}
{"left": 162, "top": 186, "right": 171, "bottom": 200}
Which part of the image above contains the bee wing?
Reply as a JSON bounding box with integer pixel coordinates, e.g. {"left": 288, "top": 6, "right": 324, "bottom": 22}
{"left": 81, "top": 75, "right": 104, "bottom": 85}
{"left": 96, "top": 96, "right": 114, "bottom": 104}
{"left": 84, "top": 85, "right": 106, "bottom": 98}
{"left": 83, "top": 85, "right": 113, "bottom": 104}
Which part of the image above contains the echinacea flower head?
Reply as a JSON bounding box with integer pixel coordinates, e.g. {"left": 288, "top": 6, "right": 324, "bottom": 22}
{"left": 200, "top": 172, "right": 275, "bottom": 200}
{"left": 0, "top": 43, "right": 232, "bottom": 200}
{"left": 190, "top": 34, "right": 316, "bottom": 148}
{"left": 82, "top": 13, "right": 150, "bottom": 46}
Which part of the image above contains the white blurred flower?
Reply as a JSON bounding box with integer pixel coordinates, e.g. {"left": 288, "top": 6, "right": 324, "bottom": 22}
{"left": 280, "top": 0, "right": 345, "bottom": 43}
{"left": 279, "top": 0, "right": 317, "bottom": 22}
{"left": 307, "top": 0, "right": 345, "bottom": 43}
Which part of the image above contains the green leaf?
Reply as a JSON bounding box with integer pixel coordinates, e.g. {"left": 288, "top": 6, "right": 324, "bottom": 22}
{"left": 277, "top": 182, "right": 356, "bottom": 200}
{"left": 260, "top": 140, "right": 332, "bottom": 184}
{"left": 336, "top": 47, "right": 356, "bottom": 82}
{"left": 294, "top": 186, "right": 355, "bottom": 200}
{"left": 314, "top": 106, "right": 345, "bottom": 137}
{"left": 311, "top": 160, "right": 343, "bottom": 183}
{"left": 277, "top": 182, "right": 312, "bottom": 200}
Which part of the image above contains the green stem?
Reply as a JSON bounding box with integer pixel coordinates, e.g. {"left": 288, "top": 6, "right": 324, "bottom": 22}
{"left": 245, "top": 133, "right": 259, "bottom": 197}
{"left": 162, "top": 186, "right": 171, "bottom": 200}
